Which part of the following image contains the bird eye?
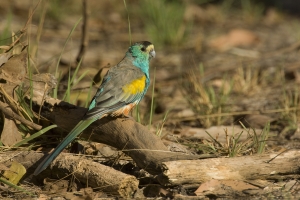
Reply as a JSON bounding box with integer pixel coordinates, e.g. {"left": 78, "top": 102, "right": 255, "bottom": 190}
{"left": 141, "top": 47, "right": 146, "bottom": 51}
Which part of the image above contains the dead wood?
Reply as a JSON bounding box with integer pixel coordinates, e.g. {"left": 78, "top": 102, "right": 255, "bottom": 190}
{"left": 157, "top": 149, "right": 300, "bottom": 186}
{"left": 0, "top": 101, "right": 42, "bottom": 130}
{"left": 76, "top": 0, "right": 89, "bottom": 64}
{"left": 1, "top": 151, "right": 138, "bottom": 197}
{"left": 34, "top": 97, "right": 199, "bottom": 175}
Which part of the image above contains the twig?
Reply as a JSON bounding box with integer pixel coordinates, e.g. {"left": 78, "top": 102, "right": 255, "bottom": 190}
{"left": 0, "top": 101, "right": 42, "bottom": 131}
{"left": 265, "top": 148, "right": 289, "bottom": 163}
{"left": 59, "top": 0, "right": 89, "bottom": 83}
{"left": 5, "top": 0, "right": 42, "bottom": 53}
{"left": 76, "top": 0, "right": 89, "bottom": 64}
{"left": 0, "top": 85, "right": 33, "bottom": 122}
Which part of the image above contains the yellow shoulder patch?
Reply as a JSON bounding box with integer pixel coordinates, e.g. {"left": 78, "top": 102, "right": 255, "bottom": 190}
{"left": 122, "top": 75, "right": 146, "bottom": 95}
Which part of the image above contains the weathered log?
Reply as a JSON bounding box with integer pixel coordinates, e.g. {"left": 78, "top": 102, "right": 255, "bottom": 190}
{"left": 157, "top": 150, "right": 300, "bottom": 186}
{"left": 35, "top": 98, "right": 199, "bottom": 175}
{"left": 2, "top": 151, "right": 138, "bottom": 197}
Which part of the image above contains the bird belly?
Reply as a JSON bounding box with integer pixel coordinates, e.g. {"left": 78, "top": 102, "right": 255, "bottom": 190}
{"left": 111, "top": 102, "right": 138, "bottom": 116}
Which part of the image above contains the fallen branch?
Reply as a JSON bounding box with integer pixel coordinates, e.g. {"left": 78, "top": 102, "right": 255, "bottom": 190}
{"left": 157, "top": 149, "right": 300, "bottom": 186}
{"left": 2, "top": 151, "right": 138, "bottom": 197}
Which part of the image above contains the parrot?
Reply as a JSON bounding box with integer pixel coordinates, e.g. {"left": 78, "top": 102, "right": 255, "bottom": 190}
{"left": 34, "top": 41, "right": 155, "bottom": 175}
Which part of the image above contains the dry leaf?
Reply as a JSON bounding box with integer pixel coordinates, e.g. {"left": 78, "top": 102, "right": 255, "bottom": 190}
{"left": 43, "top": 178, "right": 69, "bottom": 193}
{"left": 0, "top": 52, "right": 12, "bottom": 67}
{"left": 23, "top": 73, "right": 57, "bottom": 105}
{"left": 3, "top": 161, "right": 26, "bottom": 185}
{"left": 0, "top": 50, "right": 27, "bottom": 84}
{"left": 1, "top": 117, "right": 22, "bottom": 147}
{"left": 0, "top": 50, "right": 28, "bottom": 99}
{"left": 241, "top": 114, "right": 274, "bottom": 129}
{"left": 93, "top": 63, "right": 111, "bottom": 87}
{"left": 37, "top": 194, "right": 49, "bottom": 200}
{"left": 291, "top": 123, "right": 300, "bottom": 140}
{"left": 208, "top": 29, "right": 259, "bottom": 52}
{"left": 0, "top": 163, "right": 10, "bottom": 171}
{"left": 143, "top": 184, "right": 172, "bottom": 198}
{"left": 195, "top": 179, "right": 259, "bottom": 197}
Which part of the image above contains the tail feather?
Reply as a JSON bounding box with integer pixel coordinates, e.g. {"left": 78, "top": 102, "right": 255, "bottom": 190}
{"left": 34, "top": 118, "right": 96, "bottom": 175}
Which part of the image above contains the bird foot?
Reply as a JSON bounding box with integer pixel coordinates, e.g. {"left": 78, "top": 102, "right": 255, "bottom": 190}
{"left": 121, "top": 114, "right": 134, "bottom": 121}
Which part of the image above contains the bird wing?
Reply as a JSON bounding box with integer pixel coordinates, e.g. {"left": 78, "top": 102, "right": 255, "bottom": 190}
{"left": 83, "top": 60, "right": 149, "bottom": 120}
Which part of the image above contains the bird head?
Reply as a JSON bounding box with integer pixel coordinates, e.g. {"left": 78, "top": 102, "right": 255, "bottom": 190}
{"left": 128, "top": 41, "right": 155, "bottom": 62}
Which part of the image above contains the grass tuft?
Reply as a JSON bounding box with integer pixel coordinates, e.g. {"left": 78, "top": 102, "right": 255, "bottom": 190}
{"left": 0, "top": 177, "right": 34, "bottom": 196}
{"left": 183, "top": 63, "right": 232, "bottom": 127}
{"left": 221, "top": 0, "right": 265, "bottom": 23}
{"left": 191, "top": 122, "right": 270, "bottom": 157}
{"left": 141, "top": 0, "right": 190, "bottom": 47}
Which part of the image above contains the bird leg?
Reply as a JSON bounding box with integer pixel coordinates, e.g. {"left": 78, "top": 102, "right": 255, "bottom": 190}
{"left": 120, "top": 113, "right": 135, "bottom": 121}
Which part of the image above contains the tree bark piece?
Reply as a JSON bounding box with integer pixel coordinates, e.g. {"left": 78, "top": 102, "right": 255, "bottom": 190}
{"left": 50, "top": 154, "right": 138, "bottom": 197}
{"left": 2, "top": 151, "right": 138, "bottom": 197}
{"left": 36, "top": 98, "right": 199, "bottom": 175}
{"left": 157, "top": 150, "right": 300, "bottom": 186}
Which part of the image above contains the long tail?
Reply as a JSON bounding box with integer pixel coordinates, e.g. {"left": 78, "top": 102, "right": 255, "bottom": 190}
{"left": 34, "top": 118, "right": 96, "bottom": 175}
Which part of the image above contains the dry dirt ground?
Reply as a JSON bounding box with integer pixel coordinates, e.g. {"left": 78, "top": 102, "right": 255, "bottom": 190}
{"left": 0, "top": 0, "right": 300, "bottom": 199}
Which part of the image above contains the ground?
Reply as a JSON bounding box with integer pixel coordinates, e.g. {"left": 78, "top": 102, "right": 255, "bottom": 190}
{"left": 0, "top": 0, "right": 300, "bottom": 199}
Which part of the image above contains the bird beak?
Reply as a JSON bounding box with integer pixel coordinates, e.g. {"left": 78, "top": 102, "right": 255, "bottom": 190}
{"left": 150, "top": 50, "right": 156, "bottom": 58}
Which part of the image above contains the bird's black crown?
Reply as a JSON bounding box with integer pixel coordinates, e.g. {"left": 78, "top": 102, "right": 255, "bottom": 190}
{"left": 134, "top": 41, "right": 153, "bottom": 47}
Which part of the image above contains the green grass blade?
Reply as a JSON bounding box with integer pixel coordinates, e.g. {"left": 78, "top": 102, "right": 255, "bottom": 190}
{"left": 230, "top": 131, "right": 243, "bottom": 157}
{"left": 54, "top": 17, "right": 82, "bottom": 98}
{"left": 75, "top": 70, "right": 89, "bottom": 85}
{"left": 14, "top": 86, "right": 34, "bottom": 120}
{"left": 53, "top": 70, "right": 62, "bottom": 99}
{"left": 62, "top": 58, "right": 87, "bottom": 103}
{"left": 27, "top": 48, "right": 33, "bottom": 111}
{"left": 70, "top": 58, "right": 83, "bottom": 84}
{"left": 13, "top": 125, "right": 57, "bottom": 147}
{"left": 85, "top": 81, "right": 93, "bottom": 108}
{"left": 135, "top": 105, "right": 141, "bottom": 123}
{"left": 123, "top": 0, "right": 131, "bottom": 45}
{"left": 205, "top": 130, "right": 222, "bottom": 147}
{"left": 257, "top": 122, "right": 270, "bottom": 154}
{"left": 0, "top": 177, "right": 34, "bottom": 196}
{"left": 64, "top": 68, "right": 71, "bottom": 102}
{"left": 149, "top": 67, "right": 156, "bottom": 129}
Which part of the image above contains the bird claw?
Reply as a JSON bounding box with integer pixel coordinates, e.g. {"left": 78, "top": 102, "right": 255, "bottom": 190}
{"left": 121, "top": 114, "right": 134, "bottom": 121}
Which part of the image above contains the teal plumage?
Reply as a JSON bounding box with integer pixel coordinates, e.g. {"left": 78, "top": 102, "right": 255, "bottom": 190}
{"left": 34, "top": 41, "right": 155, "bottom": 175}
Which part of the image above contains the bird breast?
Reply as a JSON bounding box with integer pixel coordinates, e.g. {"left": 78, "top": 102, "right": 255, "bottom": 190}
{"left": 122, "top": 75, "right": 146, "bottom": 95}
